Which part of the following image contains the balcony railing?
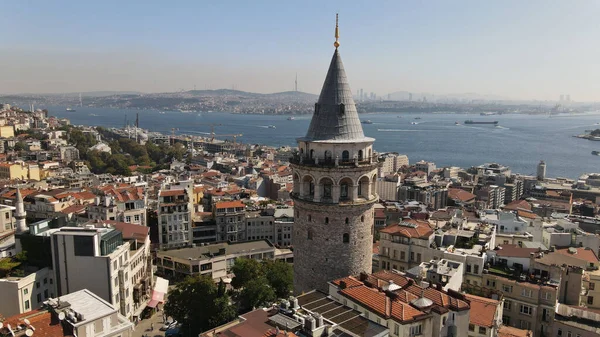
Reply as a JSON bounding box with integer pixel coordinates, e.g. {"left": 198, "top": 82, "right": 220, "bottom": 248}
{"left": 289, "top": 154, "right": 383, "bottom": 167}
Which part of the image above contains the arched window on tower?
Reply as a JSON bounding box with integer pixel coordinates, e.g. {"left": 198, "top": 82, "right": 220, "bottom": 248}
{"left": 342, "top": 150, "right": 349, "bottom": 161}
{"left": 361, "top": 215, "right": 365, "bottom": 222}
{"left": 343, "top": 233, "right": 349, "bottom": 243}
{"left": 310, "top": 149, "right": 314, "bottom": 159}
{"left": 324, "top": 150, "right": 332, "bottom": 162}
{"left": 339, "top": 177, "right": 352, "bottom": 201}
{"left": 345, "top": 218, "right": 349, "bottom": 224}
{"left": 358, "top": 150, "right": 363, "bottom": 161}
{"left": 308, "top": 229, "right": 313, "bottom": 240}
{"left": 325, "top": 217, "right": 329, "bottom": 224}
{"left": 339, "top": 103, "right": 345, "bottom": 115}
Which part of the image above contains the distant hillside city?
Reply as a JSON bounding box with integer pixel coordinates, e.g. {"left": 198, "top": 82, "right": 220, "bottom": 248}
{"left": 1, "top": 89, "right": 595, "bottom": 115}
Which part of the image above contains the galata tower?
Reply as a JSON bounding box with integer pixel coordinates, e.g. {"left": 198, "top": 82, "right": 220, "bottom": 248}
{"left": 291, "top": 15, "right": 379, "bottom": 294}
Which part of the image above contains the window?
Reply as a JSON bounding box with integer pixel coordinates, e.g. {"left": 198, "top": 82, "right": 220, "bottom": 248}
{"left": 486, "top": 280, "right": 495, "bottom": 287}
{"left": 557, "top": 329, "right": 562, "bottom": 336}
{"left": 503, "top": 300, "right": 511, "bottom": 311}
{"left": 590, "top": 282, "right": 596, "bottom": 290}
{"left": 308, "top": 215, "right": 311, "bottom": 222}
{"left": 343, "top": 233, "right": 349, "bottom": 243}
{"left": 474, "top": 265, "right": 479, "bottom": 274}
{"left": 502, "top": 284, "right": 512, "bottom": 293}
{"left": 307, "top": 230, "right": 313, "bottom": 240}
{"left": 361, "top": 215, "right": 365, "bottom": 222}
{"left": 401, "top": 251, "right": 406, "bottom": 260}
{"left": 340, "top": 183, "right": 349, "bottom": 199}
{"left": 543, "top": 292, "right": 552, "bottom": 300}
{"left": 73, "top": 235, "right": 95, "bottom": 256}
{"left": 394, "top": 324, "right": 399, "bottom": 335}
{"left": 469, "top": 324, "right": 475, "bottom": 332}
{"left": 24, "top": 288, "right": 28, "bottom": 295}
{"left": 44, "top": 289, "right": 48, "bottom": 299}
{"left": 325, "top": 217, "right": 329, "bottom": 224}
{"left": 521, "top": 288, "right": 532, "bottom": 298}
{"left": 342, "top": 150, "right": 349, "bottom": 160}
{"left": 479, "top": 327, "right": 486, "bottom": 335}
{"left": 502, "top": 316, "right": 510, "bottom": 325}
{"left": 323, "top": 182, "right": 332, "bottom": 199}
{"left": 37, "top": 293, "right": 42, "bottom": 303}
{"left": 519, "top": 320, "right": 531, "bottom": 330}
{"left": 25, "top": 300, "right": 30, "bottom": 310}
{"left": 466, "top": 264, "right": 472, "bottom": 273}
{"left": 345, "top": 218, "right": 349, "bottom": 224}
{"left": 409, "top": 324, "right": 422, "bottom": 336}
{"left": 417, "top": 253, "right": 421, "bottom": 262}
{"left": 43, "top": 278, "right": 47, "bottom": 284}
{"left": 588, "top": 296, "right": 594, "bottom": 305}
{"left": 36, "top": 282, "right": 40, "bottom": 289}
{"left": 442, "top": 317, "right": 446, "bottom": 325}
{"left": 410, "top": 252, "right": 415, "bottom": 261}
{"left": 519, "top": 304, "right": 532, "bottom": 315}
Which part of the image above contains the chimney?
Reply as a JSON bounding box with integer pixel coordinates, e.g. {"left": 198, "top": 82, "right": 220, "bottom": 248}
{"left": 385, "top": 296, "right": 392, "bottom": 317}
{"left": 339, "top": 281, "right": 347, "bottom": 289}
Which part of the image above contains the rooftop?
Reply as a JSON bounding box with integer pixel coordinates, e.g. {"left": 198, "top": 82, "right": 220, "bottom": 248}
{"left": 464, "top": 294, "right": 499, "bottom": 328}
{"left": 379, "top": 219, "right": 434, "bottom": 239}
{"left": 158, "top": 240, "right": 273, "bottom": 261}
{"left": 47, "top": 289, "right": 116, "bottom": 325}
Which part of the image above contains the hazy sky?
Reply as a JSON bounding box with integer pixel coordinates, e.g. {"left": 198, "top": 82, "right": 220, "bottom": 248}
{"left": 2, "top": 1, "right": 600, "bottom": 101}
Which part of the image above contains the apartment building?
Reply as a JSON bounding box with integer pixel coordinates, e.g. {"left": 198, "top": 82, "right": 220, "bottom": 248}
{"left": 0, "top": 204, "right": 15, "bottom": 234}
{"left": 378, "top": 219, "right": 435, "bottom": 271}
{"left": 0, "top": 267, "right": 55, "bottom": 317}
{"left": 100, "top": 186, "right": 148, "bottom": 226}
{"left": 156, "top": 240, "right": 290, "bottom": 282}
{"left": 469, "top": 272, "right": 557, "bottom": 336}
{"left": 328, "top": 270, "right": 471, "bottom": 337}
{"left": 50, "top": 224, "right": 153, "bottom": 321}
{"left": 158, "top": 185, "right": 193, "bottom": 249}
{"left": 464, "top": 294, "right": 503, "bottom": 337}
{"left": 378, "top": 153, "right": 409, "bottom": 177}
{"left": 214, "top": 200, "right": 246, "bottom": 242}
{"left": 1, "top": 289, "right": 134, "bottom": 337}
{"left": 554, "top": 304, "right": 600, "bottom": 337}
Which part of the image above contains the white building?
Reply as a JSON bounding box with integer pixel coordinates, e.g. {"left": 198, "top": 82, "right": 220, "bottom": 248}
{"left": 50, "top": 224, "right": 153, "bottom": 321}
{"left": 0, "top": 267, "right": 55, "bottom": 317}
{"left": 158, "top": 183, "right": 193, "bottom": 249}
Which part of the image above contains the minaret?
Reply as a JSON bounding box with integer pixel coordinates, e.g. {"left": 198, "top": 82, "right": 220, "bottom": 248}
{"left": 291, "top": 15, "right": 379, "bottom": 293}
{"left": 15, "top": 188, "right": 27, "bottom": 233}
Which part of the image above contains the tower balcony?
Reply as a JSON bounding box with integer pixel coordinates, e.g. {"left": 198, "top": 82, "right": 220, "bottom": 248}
{"left": 289, "top": 153, "right": 383, "bottom": 168}
{"left": 290, "top": 192, "right": 377, "bottom": 206}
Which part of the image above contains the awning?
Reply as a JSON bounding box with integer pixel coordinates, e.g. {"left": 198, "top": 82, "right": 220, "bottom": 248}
{"left": 147, "top": 276, "right": 169, "bottom": 308}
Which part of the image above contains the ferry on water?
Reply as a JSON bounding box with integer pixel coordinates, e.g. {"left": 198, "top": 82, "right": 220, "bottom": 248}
{"left": 66, "top": 107, "right": 76, "bottom": 112}
{"left": 362, "top": 120, "right": 373, "bottom": 124}
{"left": 464, "top": 120, "right": 499, "bottom": 125}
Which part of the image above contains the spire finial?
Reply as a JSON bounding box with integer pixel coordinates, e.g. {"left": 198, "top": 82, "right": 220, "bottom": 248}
{"left": 334, "top": 13, "right": 340, "bottom": 49}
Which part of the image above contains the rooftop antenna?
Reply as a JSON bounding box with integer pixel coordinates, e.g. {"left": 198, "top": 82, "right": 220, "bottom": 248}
{"left": 334, "top": 13, "right": 340, "bottom": 49}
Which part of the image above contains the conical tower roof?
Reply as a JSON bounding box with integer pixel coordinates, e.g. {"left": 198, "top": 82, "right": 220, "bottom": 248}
{"left": 301, "top": 16, "right": 373, "bottom": 143}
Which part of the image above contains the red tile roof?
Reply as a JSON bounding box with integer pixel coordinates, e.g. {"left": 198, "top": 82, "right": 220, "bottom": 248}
{"left": 465, "top": 294, "right": 499, "bottom": 328}
{"left": 331, "top": 276, "right": 364, "bottom": 289}
{"left": 0, "top": 309, "right": 71, "bottom": 337}
{"left": 498, "top": 326, "right": 531, "bottom": 337}
{"left": 495, "top": 244, "right": 540, "bottom": 258}
{"left": 159, "top": 189, "right": 185, "bottom": 197}
{"left": 379, "top": 219, "right": 433, "bottom": 239}
{"left": 372, "top": 270, "right": 410, "bottom": 288}
{"left": 215, "top": 200, "right": 245, "bottom": 209}
{"left": 555, "top": 247, "right": 599, "bottom": 264}
{"left": 448, "top": 188, "right": 476, "bottom": 202}
{"left": 504, "top": 200, "right": 532, "bottom": 211}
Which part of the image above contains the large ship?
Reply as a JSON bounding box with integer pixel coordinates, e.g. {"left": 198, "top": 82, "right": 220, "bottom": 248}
{"left": 593, "top": 151, "right": 600, "bottom": 156}
{"left": 464, "top": 120, "right": 498, "bottom": 125}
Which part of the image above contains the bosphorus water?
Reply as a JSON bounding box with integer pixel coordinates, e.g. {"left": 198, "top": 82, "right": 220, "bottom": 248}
{"left": 48, "top": 106, "right": 600, "bottom": 179}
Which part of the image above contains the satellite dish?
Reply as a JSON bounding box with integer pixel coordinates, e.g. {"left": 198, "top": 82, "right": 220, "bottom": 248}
{"left": 58, "top": 312, "right": 65, "bottom": 321}
{"left": 25, "top": 329, "right": 33, "bottom": 337}
{"left": 23, "top": 319, "right": 30, "bottom": 325}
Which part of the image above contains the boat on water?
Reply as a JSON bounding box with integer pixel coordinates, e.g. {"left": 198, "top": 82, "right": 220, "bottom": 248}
{"left": 89, "top": 113, "right": 99, "bottom": 117}
{"left": 287, "top": 116, "right": 295, "bottom": 120}
{"left": 464, "top": 120, "right": 499, "bottom": 125}
{"left": 414, "top": 117, "right": 421, "bottom": 120}
{"left": 362, "top": 120, "right": 373, "bottom": 124}
{"left": 268, "top": 125, "right": 276, "bottom": 129}
{"left": 593, "top": 151, "right": 600, "bottom": 156}
{"left": 455, "top": 122, "right": 460, "bottom": 125}
{"left": 411, "top": 122, "right": 419, "bottom": 125}
{"left": 158, "top": 111, "right": 166, "bottom": 114}
{"left": 66, "top": 107, "right": 76, "bottom": 112}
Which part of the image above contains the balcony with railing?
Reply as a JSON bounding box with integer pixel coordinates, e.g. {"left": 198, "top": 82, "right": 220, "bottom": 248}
{"left": 289, "top": 153, "right": 383, "bottom": 168}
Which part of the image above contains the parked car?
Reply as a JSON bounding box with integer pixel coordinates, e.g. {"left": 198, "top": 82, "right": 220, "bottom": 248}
{"left": 160, "top": 321, "right": 177, "bottom": 331}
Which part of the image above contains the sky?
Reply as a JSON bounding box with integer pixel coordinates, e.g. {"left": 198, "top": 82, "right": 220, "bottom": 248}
{"left": 2, "top": 1, "right": 600, "bottom": 101}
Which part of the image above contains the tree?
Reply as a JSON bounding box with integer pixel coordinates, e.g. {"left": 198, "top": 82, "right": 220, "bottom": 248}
{"left": 231, "top": 258, "right": 264, "bottom": 289}
{"left": 239, "top": 276, "right": 276, "bottom": 310}
{"left": 14, "top": 141, "right": 27, "bottom": 152}
{"left": 263, "top": 260, "right": 293, "bottom": 298}
{"left": 164, "top": 275, "right": 236, "bottom": 334}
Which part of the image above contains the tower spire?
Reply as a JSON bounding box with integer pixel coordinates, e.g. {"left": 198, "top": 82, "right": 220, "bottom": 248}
{"left": 15, "top": 188, "right": 27, "bottom": 234}
{"left": 334, "top": 13, "right": 340, "bottom": 49}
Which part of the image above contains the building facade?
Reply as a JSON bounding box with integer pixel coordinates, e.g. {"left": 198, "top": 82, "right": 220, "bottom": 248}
{"left": 291, "top": 28, "right": 379, "bottom": 293}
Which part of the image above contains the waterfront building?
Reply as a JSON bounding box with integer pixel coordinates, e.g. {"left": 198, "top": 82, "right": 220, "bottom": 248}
{"left": 378, "top": 152, "right": 409, "bottom": 177}
{"left": 415, "top": 160, "right": 436, "bottom": 176}
{"left": 537, "top": 160, "right": 546, "bottom": 181}
{"left": 290, "top": 18, "right": 379, "bottom": 293}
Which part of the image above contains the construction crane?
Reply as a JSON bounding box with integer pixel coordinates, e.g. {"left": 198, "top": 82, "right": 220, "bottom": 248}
{"left": 194, "top": 123, "right": 223, "bottom": 140}
{"left": 212, "top": 133, "right": 243, "bottom": 146}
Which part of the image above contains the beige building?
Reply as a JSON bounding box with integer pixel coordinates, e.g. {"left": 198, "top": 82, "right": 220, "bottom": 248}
{"left": 0, "top": 267, "right": 55, "bottom": 317}
{"left": 465, "top": 294, "right": 503, "bottom": 337}
{"left": 50, "top": 224, "right": 153, "bottom": 321}
{"left": 0, "top": 125, "right": 15, "bottom": 138}
{"left": 0, "top": 163, "right": 29, "bottom": 181}
{"left": 0, "top": 204, "right": 15, "bottom": 234}
{"left": 554, "top": 304, "right": 600, "bottom": 337}
{"left": 378, "top": 219, "right": 435, "bottom": 272}
{"left": 328, "top": 270, "right": 471, "bottom": 337}
{"left": 156, "top": 240, "right": 291, "bottom": 282}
